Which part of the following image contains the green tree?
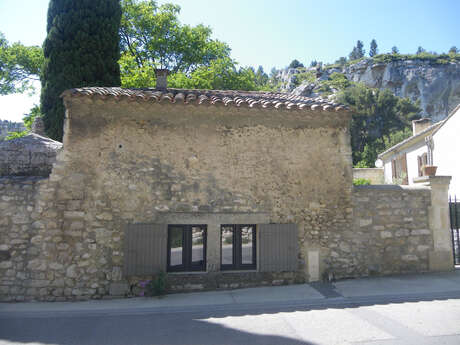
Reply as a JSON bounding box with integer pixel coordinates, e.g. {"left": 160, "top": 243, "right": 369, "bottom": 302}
{"left": 120, "top": 0, "right": 230, "bottom": 78}
{"left": 0, "top": 32, "right": 43, "bottom": 95}
{"left": 338, "top": 83, "right": 421, "bottom": 167}
{"left": 41, "top": 0, "right": 122, "bottom": 141}
{"left": 4, "top": 105, "right": 43, "bottom": 140}
{"left": 416, "top": 46, "right": 425, "bottom": 55}
{"left": 391, "top": 46, "right": 399, "bottom": 54}
{"left": 168, "top": 57, "right": 257, "bottom": 91}
{"left": 334, "top": 57, "right": 347, "bottom": 66}
{"left": 23, "top": 105, "right": 42, "bottom": 131}
{"left": 254, "top": 65, "right": 269, "bottom": 88}
{"left": 449, "top": 46, "right": 458, "bottom": 54}
{"left": 369, "top": 39, "right": 378, "bottom": 57}
{"left": 288, "top": 59, "right": 304, "bottom": 69}
{"left": 349, "top": 40, "right": 365, "bottom": 60}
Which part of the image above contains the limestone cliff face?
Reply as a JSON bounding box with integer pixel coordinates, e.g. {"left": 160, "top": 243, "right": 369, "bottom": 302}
{"left": 344, "top": 59, "right": 460, "bottom": 122}
{"left": 280, "top": 59, "right": 460, "bottom": 122}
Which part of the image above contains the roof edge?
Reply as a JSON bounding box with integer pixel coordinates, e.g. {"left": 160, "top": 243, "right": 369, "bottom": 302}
{"left": 60, "top": 87, "right": 350, "bottom": 113}
{"left": 378, "top": 121, "right": 443, "bottom": 159}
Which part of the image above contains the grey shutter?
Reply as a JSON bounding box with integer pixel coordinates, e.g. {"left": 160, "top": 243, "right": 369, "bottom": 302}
{"left": 259, "top": 224, "right": 298, "bottom": 272}
{"left": 123, "top": 223, "right": 167, "bottom": 277}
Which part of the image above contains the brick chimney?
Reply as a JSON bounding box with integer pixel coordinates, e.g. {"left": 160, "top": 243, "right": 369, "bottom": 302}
{"left": 155, "top": 69, "right": 169, "bottom": 90}
{"left": 412, "top": 118, "right": 432, "bottom": 136}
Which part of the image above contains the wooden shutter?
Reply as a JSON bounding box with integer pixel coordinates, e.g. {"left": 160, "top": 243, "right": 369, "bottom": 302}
{"left": 417, "top": 156, "right": 422, "bottom": 177}
{"left": 123, "top": 223, "right": 167, "bottom": 277}
{"left": 259, "top": 224, "right": 298, "bottom": 272}
{"left": 401, "top": 153, "right": 408, "bottom": 185}
{"left": 391, "top": 159, "right": 396, "bottom": 180}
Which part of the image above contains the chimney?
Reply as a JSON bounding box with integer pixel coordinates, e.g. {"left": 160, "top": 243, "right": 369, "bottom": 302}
{"left": 412, "top": 118, "right": 432, "bottom": 136}
{"left": 155, "top": 68, "right": 169, "bottom": 90}
{"left": 31, "top": 117, "right": 46, "bottom": 137}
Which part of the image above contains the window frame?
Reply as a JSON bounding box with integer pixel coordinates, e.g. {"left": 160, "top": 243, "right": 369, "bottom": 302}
{"left": 220, "top": 224, "right": 257, "bottom": 271}
{"left": 167, "top": 224, "right": 207, "bottom": 272}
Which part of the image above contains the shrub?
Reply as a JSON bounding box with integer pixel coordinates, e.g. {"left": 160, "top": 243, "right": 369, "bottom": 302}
{"left": 5, "top": 131, "right": 28, "bottom": 140}
{"left": 144, "top": 271, "right": 167, "bottom": 297}
{"left": 353, "top": 178, "right": 371, "bottom": 186}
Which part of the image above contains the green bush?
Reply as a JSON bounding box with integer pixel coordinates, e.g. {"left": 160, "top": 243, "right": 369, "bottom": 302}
{"left": 145, "top": 271, "right": 167, "bottom": 296}
{"left": 5, "top": 131, "right": 28, "bottom": 140}
{"left": 353, "top": 178, "right": 371, "bottom": 186}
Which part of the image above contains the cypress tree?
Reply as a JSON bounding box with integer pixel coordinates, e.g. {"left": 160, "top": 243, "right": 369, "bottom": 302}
{"left": 369, "top": 39, "right": 378, "bottom": 57}
{"left": 41, "top": 0, "right": 121, "bottom": 141}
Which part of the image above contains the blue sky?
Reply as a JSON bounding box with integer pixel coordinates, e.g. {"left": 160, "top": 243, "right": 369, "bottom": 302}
{"left": 0, "top": 0, "right": 459, "bottom": 122}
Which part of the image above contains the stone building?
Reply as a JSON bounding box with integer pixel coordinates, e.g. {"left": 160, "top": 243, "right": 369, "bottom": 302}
{"left": 0, "top": 82, "right": 454, "bottom": 301}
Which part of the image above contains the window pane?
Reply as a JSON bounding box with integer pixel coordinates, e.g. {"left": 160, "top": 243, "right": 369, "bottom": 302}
{"left": 191, "top": 226, "right": 205, "bottom": 265}
{"left": 241, "top": 226, "right": 254, "bottom": 264}
{"left": 221, "top": 226, "right": 233, "bottom": 265}
{"left": 169, "top": 227, "right": 183, "bottom": 267}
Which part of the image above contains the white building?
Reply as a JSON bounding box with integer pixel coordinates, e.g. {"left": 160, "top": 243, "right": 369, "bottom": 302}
{"left": 378, "top": 104, "right": 460, "bottom": 197}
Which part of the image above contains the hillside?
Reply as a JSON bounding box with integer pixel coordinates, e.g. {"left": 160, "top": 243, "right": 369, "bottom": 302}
{"left": 277, "top": 57, "right": 460, "bottom": 122}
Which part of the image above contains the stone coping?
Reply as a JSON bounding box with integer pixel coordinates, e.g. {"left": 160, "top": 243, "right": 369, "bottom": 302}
{"left": 413, "top": 176, "right": 452, "bottom": 184}
{"left": 354, "top": 184, "right": 430, "bottom": 191}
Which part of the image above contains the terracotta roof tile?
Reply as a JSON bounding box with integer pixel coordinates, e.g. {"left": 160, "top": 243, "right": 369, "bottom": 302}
{"left": 61, "top": 87, "right": 349, "bottom": 113}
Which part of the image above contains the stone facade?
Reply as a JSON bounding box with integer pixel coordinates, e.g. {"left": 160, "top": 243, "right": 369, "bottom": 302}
{"left": 0, "top": 88, "right": 454, "bottom": 302}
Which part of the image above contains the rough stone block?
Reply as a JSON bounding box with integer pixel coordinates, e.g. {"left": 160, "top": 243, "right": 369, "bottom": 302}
{"left": 411, "top": 229, "right": 431, "bottom": 236}
{"left": 380, "top": 231, "right": 393, "bottom": 239}
{"left": 359, "top": 218, "right": 372, "bottom": 227}
{"left": 429, "top": 250, "right": 454, "bottom": 272}
{"left": 64, "top": 211, "right": 85, "bottom": 219}
{"left": 109, "top": 282, "right": 129, "bottom": 296}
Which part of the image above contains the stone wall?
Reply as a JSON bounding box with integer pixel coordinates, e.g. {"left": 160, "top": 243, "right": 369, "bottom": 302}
{"left": 353, "top": 168, "right": 384, "bottom": 184}
{"left": 0, "top": 177, "right": 44, "bottom": 301}
{"left": 0, "top": 134, "right": 62, "bottom": 177}
{"left": 0, "top": 95, "right": 453, "bottom": 302}
{"left": 349, "top": 185, "right": 433, "bottom": 277}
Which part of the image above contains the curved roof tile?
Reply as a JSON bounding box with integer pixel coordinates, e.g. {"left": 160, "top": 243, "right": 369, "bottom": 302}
{"left": 61, "top": 87, "right": 349, "bottom": 113}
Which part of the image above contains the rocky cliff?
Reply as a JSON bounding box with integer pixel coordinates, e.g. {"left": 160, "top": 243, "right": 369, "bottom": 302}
{"left": 280, "top": 59, "right": 460, "bottom": 122}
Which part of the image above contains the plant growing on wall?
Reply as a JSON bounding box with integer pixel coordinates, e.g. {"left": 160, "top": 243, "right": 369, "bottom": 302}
{"left": 41, "top": 0, "right": 122, "bottom": 141}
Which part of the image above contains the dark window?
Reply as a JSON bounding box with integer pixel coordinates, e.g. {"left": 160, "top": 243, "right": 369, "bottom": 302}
{"left": 167, "top": 225, "right": 206, "bottom": 272}
{"left": 221, "top": 224, "right": 256, "bottom": 270}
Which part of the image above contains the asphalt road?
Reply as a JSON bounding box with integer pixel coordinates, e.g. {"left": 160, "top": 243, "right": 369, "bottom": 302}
{"left": 1, "top": 295, "right": 460, "bottom": 345}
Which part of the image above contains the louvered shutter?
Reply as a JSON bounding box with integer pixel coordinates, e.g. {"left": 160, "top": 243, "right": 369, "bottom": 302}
{"left": 259, "top": 224, "right": 298, "bottom": 272}
{"left": 391, "top": 159, "right": 396, "bottom": 180}
{"left": 417, "top": 155, "right": 422, "bottom": 177}
{"left": 402, "top": 153, "right": 408, "bottom": 185}
{"left": 123, "top": 223, "right": 167, "bottom": 277}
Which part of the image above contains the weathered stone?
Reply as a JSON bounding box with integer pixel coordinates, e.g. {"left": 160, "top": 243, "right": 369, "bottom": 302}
{"left": 0, "top": 260, "right": 12, "bottom": 269}
{"left": 402, "top": 255, "right": 419, "bottom": 262}
{"left": 411, "top": 229, "right": 431, "bottom": 236}
{"left": 27, "top": 259, "right": 47, "bottom": 271}
{"left": 380, "top": 231, "right": 393, "bottom": 239}
{"left": 28, "top": 280, "right": 49, "bottom": 288}
{"left": 359, "top": 218, "right": 372, "bottom": 227}
{"left": 49, "top": 262, "right": 64, "bottom": 270}
{"left": 66, "top": 265, "right": 78, "bottom": 278}
{"left": 0, "top": 250, "right": 11, "bottom": 261}
{"left": 109, "top": 282, "right": 128, "bottom": 296}
{"left": 64, "top": 211, "right": 85, "bottom": 219}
